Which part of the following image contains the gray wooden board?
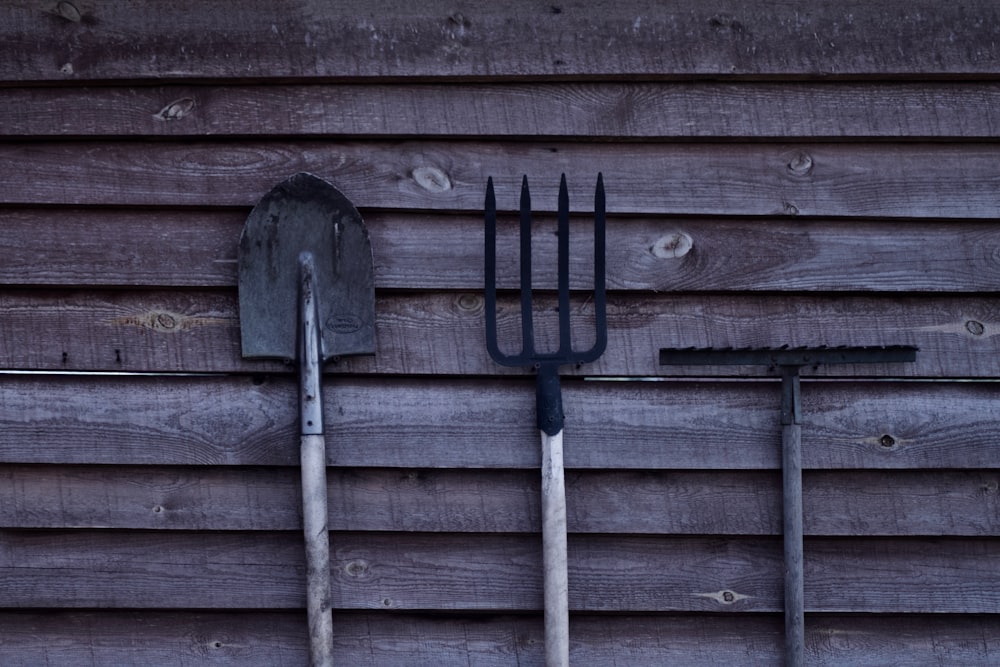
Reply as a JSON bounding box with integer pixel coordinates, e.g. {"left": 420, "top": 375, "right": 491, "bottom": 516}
{"left": 2, "top": 465, "right": 998, "bottom": 536}
{"left": 3, "top": 1, "right": 999, "bottom": 81}
{"left": 6, "top": 82, "right": 1000, "bottom": 139}
{"left": 2, "top": 141, "right": 1000, "bottom": 218}
{"left": 1, "top": 611, "right": 998, "bottom": 666}
{"left": 0, "top": 290, "right": 996, "bottom": 376}
{"left": 6, "top": 207, "right": 1000, "bottom": 293}
{"left": 3, "top": 376, "right": 999, "bottom": 469}
{"left": 2, "top": 530, "right": 999, "bottom": 613}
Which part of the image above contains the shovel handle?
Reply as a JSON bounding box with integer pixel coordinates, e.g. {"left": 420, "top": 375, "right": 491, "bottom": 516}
{"left": 299, "top": 254, "right": 334, "bottom": 667}
{"left": 301, "top": 433, "right": 334, "bottom": 667}
{"left": 541, "top": 428, "right": 570, "bottom": 667}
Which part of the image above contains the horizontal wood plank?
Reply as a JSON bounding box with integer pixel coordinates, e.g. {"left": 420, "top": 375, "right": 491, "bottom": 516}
{"left": 2, "top": 465, "right": 997, "bottom": 536}
{"left": 1, "top": 611, "right": 997, "bottom": 666}
{"left": 3, "top": 376, "right": 999, "bottom": 470}
{"left": 6, "top": 207, "right": 1000, "bottom": 293}
{"left": 3, "top": 1, "right": 999, "bottom": 81}
{"left": 6, "top": 82, "right": 1000, "bottom": 138}
{"left": 2, "top": 142, "right": 1000, "bottom": 218}
{"left": 0, "top": 290, "right": 995, "bottom": 376}
{"left": 2, "top": 530, "right": 999, "bottom": 613}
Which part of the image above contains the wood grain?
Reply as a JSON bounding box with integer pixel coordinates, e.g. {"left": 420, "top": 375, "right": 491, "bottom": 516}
{"left": 6, "top": 207, "right": 1000, "bottom": 293}
{"left": 2, "top": 465, "right": 997, "bottom": 536}
{"left": 5, "top": 376, "right": 998, "bottom": 470}
{"left": 1, "top": 611, "right": 996, "bottom": 666}
{"left": 6, "top": 82, "right": 1000, "bottom": 138}
{"left": 2, "top": 141, "right": 1000, "bottom": 218}
{"left": 3, "top": 1, "right": 998, "bottom": 81}
{"left": 0, "top": 290, "right": 995, "bottom": 376}
{"left": 3, "top": 530, "right": 999, "bottom": 613}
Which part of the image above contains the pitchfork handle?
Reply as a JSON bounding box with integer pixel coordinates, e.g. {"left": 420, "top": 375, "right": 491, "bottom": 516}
{"left": 536, "top": 363, "right": 570, "bottom": 666}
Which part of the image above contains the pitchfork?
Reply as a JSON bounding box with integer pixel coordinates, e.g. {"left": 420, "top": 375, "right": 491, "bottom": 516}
{"left": 485, "top": 174, "right": 607, "bottom": 667}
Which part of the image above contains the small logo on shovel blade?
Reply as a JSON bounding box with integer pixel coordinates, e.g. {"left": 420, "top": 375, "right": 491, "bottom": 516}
{"left": 326, "top": 313, "right": 363, "bottom": 334}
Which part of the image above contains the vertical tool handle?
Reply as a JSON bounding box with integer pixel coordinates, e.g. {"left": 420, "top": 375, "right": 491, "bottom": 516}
{"left": 541, "top": 428, "right": 570, "bottom": 667}
{"left": 301, "top": 434, "right": 334, "bottom": 667}
{"left": 781, "top": 368, "right": 805, "bottom": 667}
{"left": 782, "top": 422, "right": 805, "bottom": 667}
{"left": 299, "top": 253, "right": 334, "bottom": 667}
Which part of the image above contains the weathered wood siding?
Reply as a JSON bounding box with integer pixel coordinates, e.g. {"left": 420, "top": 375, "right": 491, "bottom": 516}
{"left": 2, "top": 2, "right": 1000, "bottom": 664}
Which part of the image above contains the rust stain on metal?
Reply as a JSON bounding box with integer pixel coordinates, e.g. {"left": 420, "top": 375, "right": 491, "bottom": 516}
{"left": 110, "top": 311, "right": 230, "bottom": 333}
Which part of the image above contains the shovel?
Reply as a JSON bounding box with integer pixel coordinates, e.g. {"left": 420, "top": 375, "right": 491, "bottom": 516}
{"left": 238, "top": 172, "right": 376, "bottom": 667}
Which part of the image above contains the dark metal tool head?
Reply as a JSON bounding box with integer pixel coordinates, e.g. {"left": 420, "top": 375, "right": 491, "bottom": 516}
{"left": 238, "top": 172, "right": 376, "bottom": 363}
{"left": 659, "top": 345, "right": 919, "bottom": 368}
{"left": 484, "top": 173, "right": 607, "bottom": 370}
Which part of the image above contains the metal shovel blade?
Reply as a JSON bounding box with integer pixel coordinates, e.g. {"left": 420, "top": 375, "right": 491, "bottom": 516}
{"left": 238, "top": 172, "right": 376, "bottom": 362}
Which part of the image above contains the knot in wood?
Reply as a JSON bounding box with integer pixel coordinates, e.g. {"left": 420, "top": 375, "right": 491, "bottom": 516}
{"left": 154, "top": 98, "right": 196, "bottom": 122}
{"left": 786, "top": 152, "right": 814, "bottom": 177}
{"left": 456, "top": 293, "right": 483, "bottom": 313}
{"left": 344, "top": 559, "right": 370, "bottom": 578}
{"left": 412, "top": 166, "right": 452, "bottom": 193}
{"left": 966, "top": 320, "right": 985, "bottom": 336}
{"left": 55, "top": 1, "right": 82, "bottom": 22}
{"left": 651, "top": 231, "right": 693, "bottom": 259}
{"left": 156, "top": 313, "right": 178, "bottom": 330}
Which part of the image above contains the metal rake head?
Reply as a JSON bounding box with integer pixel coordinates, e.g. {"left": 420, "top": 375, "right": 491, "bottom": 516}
{"left": 484, "top": 173, "right": 607, "bottom": 369}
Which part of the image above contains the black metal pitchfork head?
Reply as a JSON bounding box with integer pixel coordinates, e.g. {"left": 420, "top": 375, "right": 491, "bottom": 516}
{"left": 484, "top": 173, "right": 608, "bottom": 435}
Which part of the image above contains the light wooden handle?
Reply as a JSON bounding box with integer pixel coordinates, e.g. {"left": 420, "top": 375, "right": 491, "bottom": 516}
{"left": 541, "top": 429, "right": 569, "bottom": 667}
{"left": 301, "top": 433, "right": 334, "bottom": 667}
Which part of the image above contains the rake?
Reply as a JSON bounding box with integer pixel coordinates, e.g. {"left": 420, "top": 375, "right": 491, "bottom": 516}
{"left": 485, "top": 174, "right": 607, "bottom": 667}
{"left": 659, "top": 344, "right": 918, "bottom": 667}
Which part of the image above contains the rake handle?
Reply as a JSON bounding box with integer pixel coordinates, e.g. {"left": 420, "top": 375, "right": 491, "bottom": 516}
{"left": 781, "top": 366, "right": 804, "bottom": 667}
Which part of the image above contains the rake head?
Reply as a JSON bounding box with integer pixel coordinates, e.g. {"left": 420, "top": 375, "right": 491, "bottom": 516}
{"left": 484, "top": 173, "right": 607, "bottom": 370}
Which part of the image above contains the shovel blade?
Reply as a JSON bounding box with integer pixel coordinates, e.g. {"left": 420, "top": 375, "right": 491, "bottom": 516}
{"left": 238, "top": 172, "right": 376, "bottom": 362}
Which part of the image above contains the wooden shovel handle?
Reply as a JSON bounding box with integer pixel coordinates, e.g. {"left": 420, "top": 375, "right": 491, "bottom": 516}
{"left": 301, "top": 433, "right": 334, "bottom": 667}
{"left": 541, "top": 428, "right": 570, "bottom": 667}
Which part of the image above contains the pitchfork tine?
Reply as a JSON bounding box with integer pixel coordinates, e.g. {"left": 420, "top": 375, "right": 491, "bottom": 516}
{"left": 483, "top": 173, "right": 608, "bottom": 667}
{"left": 484, "top": 177, "right": 502, "bottom": 362}
{"left": 520, "top": 176, "right": 535, "bottom": 358}
{"left": 557, "top": 174, "right": 571, "bottom": 355}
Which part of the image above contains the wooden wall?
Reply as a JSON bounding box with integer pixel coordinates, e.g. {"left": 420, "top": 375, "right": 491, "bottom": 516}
{"left": 2, "top": 1, "right": 1000, "bottom": 664}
